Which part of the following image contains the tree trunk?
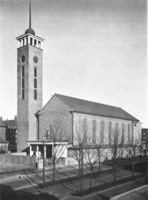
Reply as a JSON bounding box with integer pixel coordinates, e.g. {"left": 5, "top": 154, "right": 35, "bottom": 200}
{"left": 145, "top": 160, "right": 148, "bottom": 184}
{"left": 98, "top": 157, "right": 101, "bottom": 174}
{"left": 53, "top": 158, "right": 56, "bottom": 181}
{"left": 79, "top": 144, "right": 83, "bottom": 191}
{"left": 78, "top": 159, "right": 81, "bottom": 176}
{"left": 89, "top": 170, "right": 92, "bottom": 188}
{"left": 98, "top": 149, "right": 101, "bottom": 174}
{"left": 132, "top": 159, "right": 134, "bottom": 177}
{"left": 113, "top": 159, "right": 116, "bottom": 183}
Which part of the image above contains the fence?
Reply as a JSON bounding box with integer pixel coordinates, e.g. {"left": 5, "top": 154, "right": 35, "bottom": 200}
{"left": 0, "top": 153, "right": 35, "bottom": 167}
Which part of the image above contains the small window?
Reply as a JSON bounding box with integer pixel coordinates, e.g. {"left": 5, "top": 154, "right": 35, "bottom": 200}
{"left": 22, "top": 66, "right": 25, "bottom": 99}
{"left": 22, "top": 89, "right": 24, "bottom": 100}
{"left": 34, "top": 78, "right": 37, "bottom": 88}
{"left": 128, "top": 124, "right": 131, "bottom": 144}
{"left": 101, "top": 121, "right": 104, "bottom": 144}
{"left": 109, "top": 122, "right": 112, "bottom": 144}
{"left": 30, "top": 37, "right": 33, "bottom": 45}
{"left": 34, "top": 89, "right": 37, "bottom": 100}
{"left": 115, "top": 123, "right": 119, "bottom": 144}
{"left": 26, "top": 37, "right": 28, "bottom": 45}
{"left": 22, "top": 66, "right": 24, "bottom": 77}
{"left": 34, "top": 67, "right": 37, "bottom": 77}
{"left": 38, "top": 41, "right": 41, "bottom": 47}
{"left": 83, "top": 119, "right": 87, "bottom": 143}
{"left": 22, "top": 78, "right": 24, "bottom": 88}
{"left": 22, "top": 38, "right": 24, "bottom": 46}
{"left": 34, "top": 39, "right": 37, "bottom": 46}
{"left": 122, "top": 124, "right": 125, "bottom": 144}
{"left": 92, "top": 120, "right": 96, "bottom": 144}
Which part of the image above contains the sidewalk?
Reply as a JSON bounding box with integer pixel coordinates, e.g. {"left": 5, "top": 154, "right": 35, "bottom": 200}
{"left": 0, "top": 162, "right": 35, "bottom": 176}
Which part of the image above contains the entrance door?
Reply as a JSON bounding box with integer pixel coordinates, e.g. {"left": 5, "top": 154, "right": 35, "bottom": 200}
{"left": 46, "top": 145, "right": 52, "bottom": 158}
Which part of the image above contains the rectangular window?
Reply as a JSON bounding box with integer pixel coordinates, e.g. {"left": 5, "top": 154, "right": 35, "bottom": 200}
{"left": 34, "top": 39, "right": 37, "bottom": 46}
{"left": 22, "top": 66, "right": 24, "bottom": 77}
{"left": 22, "top": 66, "right": 25, "bottom": 99}
{"left": 115, "top": 123, "right": 119, "bottom": 144}
{"left": 92, "top": 120, "right": 96, "bottom": 144}
{"left": 128, "top": 124, "right": 131, "bottom": 144}
{"left": 34, "top": 89, "right": 37, "bottom": 100}
{"left": 109, "top": 122, "right": 112, "bottom": 145}
{"left": 30, "top": 37, "right": 32, "bottom": 45}
{"left": 22, "top": 89, "right": 24, "bottom": 100}
{"left": 131, "top": 124, "right": 134, "bottom": 143}
{"left": 83, "top": 119, "right": 87, "bottom": 143}
{"left": 22, "top": 78, "right": 24, "bottom": 88}
{"left": 122, "top": 124, "right": 125, "bottom": 144}
{"left": 38, "top": 41, "right": 41, "bottom": 47}
{"left": 34, "top": 67, "right": 37, "bottom": 77}
{"left": 101, "top": 121, "right": 104, "bottom": 144}
{"left": 34, "top": 78, "right": 37, "bottom": 88}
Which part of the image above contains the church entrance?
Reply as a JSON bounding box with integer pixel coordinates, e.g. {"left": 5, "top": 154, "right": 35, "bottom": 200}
{"left": 46, "top": 145, "right": 52, "bottom": 158}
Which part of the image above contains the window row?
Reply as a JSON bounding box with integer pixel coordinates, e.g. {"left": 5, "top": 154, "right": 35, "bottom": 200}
{"left": 18, "top": 36, "right": 41, "bottom": 48}
{"left": 81, "top": 119, "right": 134, "bottom": 145}
{"left": 21, "top": 66, "right": 38, "bottom": 100}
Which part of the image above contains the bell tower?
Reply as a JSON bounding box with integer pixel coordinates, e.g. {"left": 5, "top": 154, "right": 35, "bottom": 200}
{"left": 16, "top": 0, "right": 44, "bottom": 151}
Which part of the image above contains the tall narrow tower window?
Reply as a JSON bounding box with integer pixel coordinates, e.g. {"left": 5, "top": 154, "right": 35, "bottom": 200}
{"left": 34, "top": 67, "right": 37, "bottom": 77}
{"left": 22, "top": 66, "right": 25, "bottom": 100}
{"left": 30, "top": 37, "right": 33, "bottom": 45}
{"left": 34, "top": 89, "right": 37, "bottom": 100}
{"left": 34, "top": 39, "right": 37, "bottom": 46}
{"left": 34, "top": 78, "right": 37, "bottom": 88}
{"left": 34, "top": 67, "right": 37, "bottom": 100}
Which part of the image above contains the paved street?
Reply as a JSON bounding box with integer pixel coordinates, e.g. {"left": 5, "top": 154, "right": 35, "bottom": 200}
{"left": 1, "top": 163, "right": 111, "bottom": 190}
{"left": 0, "top": 162, "right": 146, "bottom": 200}
{"left": 0, "top": 162, "right": 111, "bottom": 190}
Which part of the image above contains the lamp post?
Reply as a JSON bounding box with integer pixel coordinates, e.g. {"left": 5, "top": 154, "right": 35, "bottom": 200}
{"left": 43, "top": 140, "right": 45, "bottom": 185}
{"left": 79, "top": 143, "right": 83, "bottom": 191}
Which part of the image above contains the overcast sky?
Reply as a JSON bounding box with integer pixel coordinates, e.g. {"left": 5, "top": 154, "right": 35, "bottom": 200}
{"left": 0, "top": 0, "right": 147, "bottom": 127}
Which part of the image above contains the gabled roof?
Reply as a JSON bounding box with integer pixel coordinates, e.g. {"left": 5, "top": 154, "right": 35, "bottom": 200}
{"left": 55, "top": 94, "right": 139, "bottom": 122}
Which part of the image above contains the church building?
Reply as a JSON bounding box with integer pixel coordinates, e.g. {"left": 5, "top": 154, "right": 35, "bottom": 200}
{"left": 16, "top": 1, "right": 141, "bottom": 162}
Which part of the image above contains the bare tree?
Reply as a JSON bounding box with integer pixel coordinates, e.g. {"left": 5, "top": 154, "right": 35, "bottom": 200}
{"left": 127, "top": 134, "right": 142, "bottom": 176}
{"left": 95, "top": 134, "right": 105, "bottom": 174}
{"left": 110, "top": 126, "right": 125, "bottom": 183}
{"left": 45, "top": 112, "right": 68, "bottom": 181}
{"left": 72, "top": 119, "right": 88, "bottom": 191}
{"left": 84, "top": 145, "right": 99, "bottom": 188}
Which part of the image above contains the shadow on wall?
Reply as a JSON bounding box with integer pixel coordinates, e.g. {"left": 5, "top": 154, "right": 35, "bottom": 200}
{"left": 0, "top": 184, "right": 58, "bottom": 200}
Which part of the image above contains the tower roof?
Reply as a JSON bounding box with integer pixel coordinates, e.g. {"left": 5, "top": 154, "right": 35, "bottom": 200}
{"left": 25, "top": 0, "right": 35, "bottom": 35}
{"left": 25, "top": 28, "right": 35, "bottom": 35}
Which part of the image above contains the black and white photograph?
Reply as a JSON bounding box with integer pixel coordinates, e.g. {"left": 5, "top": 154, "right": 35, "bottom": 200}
{"left": 0, "top": 0, "right": 147, "bottom": 199}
